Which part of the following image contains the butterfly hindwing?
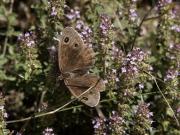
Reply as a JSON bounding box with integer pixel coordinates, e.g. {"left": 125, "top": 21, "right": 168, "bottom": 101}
{"left": 64, "top": 74, "right": 105, "bottom": 107}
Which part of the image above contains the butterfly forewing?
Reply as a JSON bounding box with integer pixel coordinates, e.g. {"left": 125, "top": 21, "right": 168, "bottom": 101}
{"left": 58, "top": 27, "right": 95, "bottom": 74}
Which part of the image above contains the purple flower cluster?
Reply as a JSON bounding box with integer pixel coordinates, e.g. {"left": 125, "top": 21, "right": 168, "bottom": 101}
{"left": 64, "top": 6, "right": 92, "bottom": 46}
{"left": 134, "top": 102, "right": 153, "bottom": 124}
{"left": 109, "top": 111, "right": 125, "bottom": 134}
{"left": 120, "top": 48, "right": 147, "bottom": 75}
{"left": 168, "top": 43, "right": 180, "bottom": 51}
{"left": 64, "top": 6, "right": 80, "bottom": 20}
{"left": 111, "top": 41, "right": 124, "bottom": 60}
{"left": 47, "top": 1, "right": 58, "bottom": 17}
{"left": 167, "top": 43, "right": 180, "bottom": 59}
{"left": 164, "top": 68, "right": 179, "bottom": 81}
{"left": 75, "top": 20, "right": 92, "bottom": 46}
{"left": 42, "top": 127, "right": 55, "bottom": 135}
{"left": 18, "top": 32, "right": 36, "bottom": 47}
{"left": 92, "top": 111, "right": 125, "bottom": 134}
{"left": 170, "top": 25, "right": 180, "bottom": 33}
{"left": 100, "top": 14, "right": 111, "bottom": 36}
{"left": 129, "top": 0, "right": 138, "bottom": 22}
{"left": 158, "top": 0, "right": 172, "bottom": 7}
{"left": 110, "top": 111, "right": 124, "bottom": 125}
{"left": 92, "top": 117, "right": 108, "bottom": 135}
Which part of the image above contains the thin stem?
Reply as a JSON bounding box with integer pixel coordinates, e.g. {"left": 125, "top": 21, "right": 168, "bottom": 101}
{"left": 130, "top": 6, "right": 154, "bottom": 51}
{"left": 7, "top": 79, "right": 101, "bottom": 124}
{"left": 153, "top": 77, "right": 180, "bottom": 127}
{"left": 2, "top": 0, "right": 14, "bottom": 57}
{"left": 143, "top": 70, "right": 180, "bottom": 127}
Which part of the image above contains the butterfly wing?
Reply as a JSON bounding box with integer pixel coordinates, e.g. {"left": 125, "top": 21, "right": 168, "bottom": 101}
{"left": 58, "top": 27, "right": 95, "bottom": 74}
{"left": 64, "top": 74, "right": 105, "bottom": 107}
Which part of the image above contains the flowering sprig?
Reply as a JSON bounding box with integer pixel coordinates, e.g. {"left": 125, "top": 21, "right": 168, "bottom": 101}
{"left": 18, "top": 31, "right": 42, "bottom": 80}
{"left": 164, "top": 68, "right": 179, "bottom": 82}
{"left": 75, "top": 20, "right": 92, "bottom": 46}
{"left": 48, "top": 0, "right": 65, "bottom": 18}
{"left": 92, "top": 111, "right": 125, "bottom": 135}
{"left": 0, "top": 92, "right": 10, "bottom": 134}
{"left": 92, "top": 117, "right": 108, "bottom": 135}
{"left": 64, "top": 6, "right": 92, "bottom": 46}
{"left": 131, "top": 102, "right": 153, "bottom": 134}
{"left": 120, "top": 48, "right": 148, "bottom": 76}
{"left": 99, "top": 14, "right": 112, "bottom": 37}
{"left": 109, "top": 111, "right": 125, "bottom": 135}
{"left": 18, "top": 31, "right": 36, "bottom": 48}
{"left": 129, "top": 0, "right": 138, "bottom": 23}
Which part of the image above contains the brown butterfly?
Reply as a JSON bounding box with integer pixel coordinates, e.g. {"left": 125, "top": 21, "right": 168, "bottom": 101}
{"left": 58, "top": 27, "right": 105, "bottom": 107}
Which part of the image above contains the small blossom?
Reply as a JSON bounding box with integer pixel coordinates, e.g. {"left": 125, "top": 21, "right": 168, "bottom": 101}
{"left": 149, "top": 66, "right": 153, "bottom": 71}
{"left": 4, "top": 112, "right": 8, "bottom": 118}
{"left": 105, "top": 61, "right": 109, "bottom": 67}
{"left": 134, "top": 102, "right": 153, "bottom": 126}
{"left": 110, "top": 42, "right": 123, "bottom": 60}
{"left": 65, "top": 8, "right": 80, "bottom": 20}
{"left": 100, "top": 14, "right": 111, "bottom": 36}
{"left": 121, "top": 67, "right": 127, "bottom": 73}
{"left": 27, "top": 40, "right": 35, "bottom": 47}
{"left": 170, "top": 25, "right": 180, "bottom": 33}
{"left": 112, "top": 69, "right": 116, "bottom": 73}
{"left": 43, "top": 127, "right": 55, "bottom": 135}
{"left": 115, "top": 77, "right": 120, "bottom": 82}
{"left": 158, "top": 0, "right": 172, "bottom": 7}
{"left": 0, "top": 105, "right": 4, "bottom": 110}
{"left": 24, "top": 32, "right": 30, "bottom": 37}
{"left": 18, "top": 31, "right": 36, "bottom": 47}
{"left": 51, "top": 7, "right": 57, "bottom": 16}
{"left": 103, "top": 80, "right": 108, "bottom": 84}
{"left": 120, "top": 48, "right": 147, "bottom": 75}
{"left": 110, "top": 111, "right": 124, "bottom": 124}
{"left": 169, "top": 43, "right": 174, "bottom": 49}
{"left": 75, "top": 20, "right": 92, "bottom": 45}
{"left": 129, "top": 8, "right": 138, "bottom": 21}
{"left": 138, "top": 83, "right": 144, "bottom": 89}
{"left": 164, "top": 69, "right": 179, "bottom": 81}
{"left": 92, "top": 117, "right": 108, "bottom": 135}
{"left": 177, "top": 107, "right": 180, "bottom": 113}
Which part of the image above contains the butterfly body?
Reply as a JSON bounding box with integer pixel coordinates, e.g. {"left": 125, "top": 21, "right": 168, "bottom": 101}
{"left": 58, "top": 27, "right": 105, "bottom": 107}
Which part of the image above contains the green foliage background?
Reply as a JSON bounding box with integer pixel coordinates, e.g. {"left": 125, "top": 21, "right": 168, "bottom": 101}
{"left": 0, "top": 0, "right": 179, "bottom": 135}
